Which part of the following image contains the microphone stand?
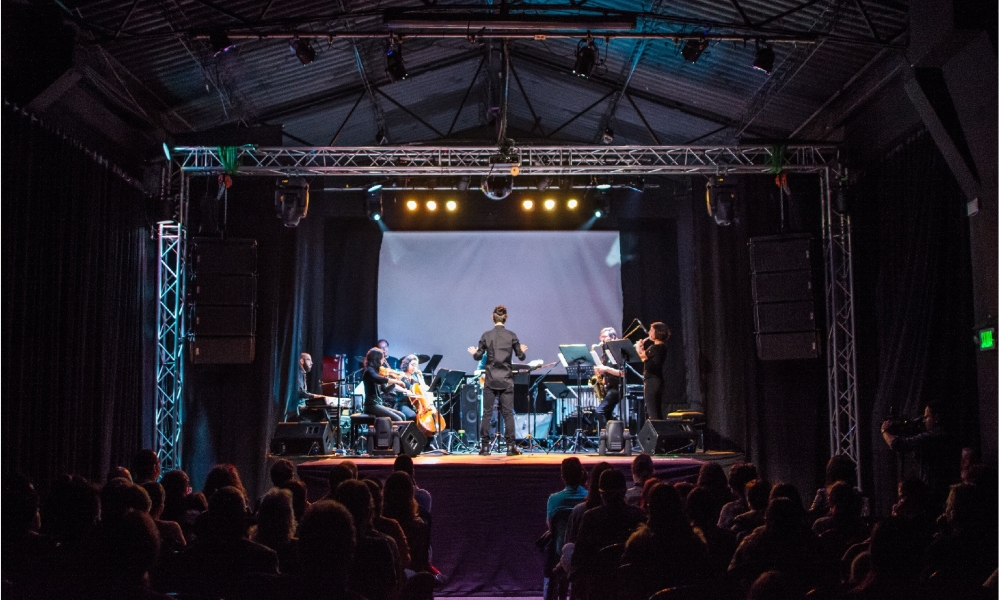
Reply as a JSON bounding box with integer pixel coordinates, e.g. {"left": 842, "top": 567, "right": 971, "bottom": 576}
{"left": 526, "top": 364, "right": 556, "bottom": 453}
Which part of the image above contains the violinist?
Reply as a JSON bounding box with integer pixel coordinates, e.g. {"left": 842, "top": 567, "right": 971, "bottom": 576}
{"left": 592, "top": 327, "right": 624, "bottom": 425}
{"left": 636, "top": 322, "right": 669, "bottom": 421}
{"left": 362, "top": 347, "right": 407, "bottom": 421}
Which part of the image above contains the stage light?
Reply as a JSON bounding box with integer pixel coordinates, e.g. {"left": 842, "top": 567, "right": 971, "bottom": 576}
{"left": 426, "top": 200, "right": 437, "bottom": 211}
{"left": 290, "top": 38, "right": 316, "bottom": 65}
{"left": 368, "top": 182, "right": 384, "bottom": 193}
{"left": 706, "top": 176, "right": 736, "bottom": 226}
{"left": 366, "top": 189, "right": 383, "bottom": 221}
{"left": 595, "top": 178, "right": 612, "bottom": 190}
{"left": 543, "top": 199, "right": 556, "bottom": 211}
{"left": 274, "top": 177, "right": 309, "bottom": 227}
{"left": 482, "top": 174, "right": 514, "bottom": 201}
{"left": 572, "top": 38, "right": 598, "bottom": 77}
{"left": 385, "top": 39, "right": 407, "bottom": 81}
{"left": 162, "top": 142, "right": 172, "bottom": 161}
{"left": 536, "top": 177, "right": 551, "bottom": 191}
{"left": 567, "top": 198, "right": 579, "bottom": 209}
{"left": 602, "top": 127, "right": 614, "bottom": 144}
{"left": 406, "top": 200, "right": 418, "bottom": 211}
{"left": 594, "top": 209, "right": 603, "bottom": 218}
{"left": 522, "top": 199, "right": 534, "bottom": 211}
{"left": 373, "top": 213, "right": 382, "bottom": 221}
{"left": 209, "top": 29, "right": 235, "bottom": 56}
{"left": 753, "top": 42, "right": 775, "bottom": 74}
{"left": 456, "top": 176, "right": 471, "bottom": 191}
{"left": 682, "top": 37, "right": 708, "bottom": 63}
{"left": 445, "top": 200, "right": 457, "bottom": 211}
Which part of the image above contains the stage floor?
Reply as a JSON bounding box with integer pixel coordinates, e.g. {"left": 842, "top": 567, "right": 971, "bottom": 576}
{"left": 292, "top": 450, "right": 742, "bottom": 597}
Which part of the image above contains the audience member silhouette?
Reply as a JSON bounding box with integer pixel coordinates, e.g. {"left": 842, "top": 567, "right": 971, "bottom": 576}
{"left": 93, "top": 509, "right": 169, "bottom": 599}
{"left": 140, "top": 481, "right": 186, "bottom": 552}
{"left": 547, "top": 457, "right": 589, "bottom": 525}
{"left": 278, "top": 478, "right": 310, "bottom": 522}
{"left": 364, "top": 477, "right": 412, "bottom": 571}
{"left": 3, "top": 475, "right": 57, "bottom": 599}
{"left": 335, "top": 479, "right": 401, "bottom": 600}
{"left": 923, "top": 482, "right": 998, "bottom": 591}
{"left": 685, "top": 485, "right": 738, "bottom": 576}
{"left": 131, "top": 449, "right": 162, "bottom": 484}
{"left": 203, "top": 463, "right": 248, "bottom": 503}
{"left": 621, "top": 482, "right": 710, "bottom": 599}
{"left": 284, "top": 500, "right": 363, "bottom": 599}
{"left": 564, "top": 461, "right": 613, "bottom": 550}
{"left": 718, "top": 462, "right": 758, "bottom": 530}
{"left": 731, "top": 479, "right": 772, "bottom": 541}
{"left": 270, "top": 458, "right": 297, "bottom": 487}
{"left": 393, "top": 454, "right": 433, "bottom": 526}
{"left": 101, "top": 478, "right": 152, "bottom": 525}
{"left": 326, "top": 464, "right": 356, "bottom": 498}
{"left": 843, "top": 517, "right": 927, "bottom": 599}
{"left": 107, "top": 466, "right": 133, "bottom": 484}
{"left": 252, "top": 488, "right": 300, "bottom": 575}
{"left": 746, "top": 570, "right": 803, "bottom": 600}
{"left": 812, "top": 482, "right": 868, "bottom": 562}
{"left": 625, "top": 453, "right": 655, "bottom": 507}
{"left": 695, "top": 462, "right": 733, "bottom": 525}
{"left": 809, "top": 454, "right": 859, "bottom": 522}
{"left": 383, "top": 471, "right": 431, "bottom": 573}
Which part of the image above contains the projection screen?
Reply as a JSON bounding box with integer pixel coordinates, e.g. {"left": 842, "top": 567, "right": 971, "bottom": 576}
{"left": 378, "top": 231, "right": 623, "bottom": 375}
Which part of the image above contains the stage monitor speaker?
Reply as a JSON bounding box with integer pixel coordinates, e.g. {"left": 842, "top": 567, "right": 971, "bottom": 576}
{"left": 638, "top": 420, "right": 696, "bottom": 454}
{"left": 190, "top": 274, "right": 257, "bottom": 306}
{"left": 754, "top": 301, "right": 816, "bottom": 334}
{"left": 190, "top": 336, "right": 255, "bottom": 364}
{"left": 599, "top": 420, "right": 631, "bottom": 455}
{"left": 395, "top": 421, "right": 427, "bottom": 458}
{"left": 749, "top": 234, "right": 812, "bottom": 273}
{"left": 270, "top": 422, "right": 336, "bottom": 456}
{"left": 191, "top": 238, "right": 258, "bottom": 274}
{"left": 756, "top": 331, "right": 820, "bottom": 360}
{"left": 459, "top": 384, "right": 481, "bottom": 433}
{"left": 191, "top": 305, "right": 256, "bottom": 336}
{"left": 751, "top": 270, "right": 814, "bottom": 304}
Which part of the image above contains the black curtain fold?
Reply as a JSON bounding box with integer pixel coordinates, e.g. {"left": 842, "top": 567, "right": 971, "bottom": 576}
{"left": 2, "top": 105, "right": 150, "bottom": 489}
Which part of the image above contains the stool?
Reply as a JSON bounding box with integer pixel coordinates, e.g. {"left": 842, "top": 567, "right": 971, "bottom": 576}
{"left": 349, "top": 414, "right": 376, "bottom": 455}
{"left": 666, "top": 410, "right": 706, "bottom": 452}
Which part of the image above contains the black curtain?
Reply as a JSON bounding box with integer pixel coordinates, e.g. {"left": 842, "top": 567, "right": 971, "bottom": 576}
{"left": 852, "top": 131, "right": 977, "bottom": 516}
{"left": 2, "top": 105, "right": 151, "bottom": 489}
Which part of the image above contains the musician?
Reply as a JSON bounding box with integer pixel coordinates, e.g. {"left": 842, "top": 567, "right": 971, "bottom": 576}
{"left": 467, "top": 305, "right": 528, "bottom": 456}
{"left": 593, "top": 328, "right": 624, "bottom": 425}
{"left": 362, "top": 347, "right": 407, "bottom": 421}
{"left": 296, "top": 353, "right": 325, "bottom": 410}
{"left": 636, "top": 322, "right": 669, "bottom": 421}
{"left": 395, "top": 355, "right": 422, "bottom": 420}
{"left": 377, "top": 339, "right": 400, "bottom": 370}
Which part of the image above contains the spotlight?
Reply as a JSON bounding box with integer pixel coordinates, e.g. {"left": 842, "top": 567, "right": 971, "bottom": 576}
{"left": 567, "top": 198, "right": 579, "bottom": 209}
{"left": 543, "top": 199, "right": 556, "bottom": 211}
{"left": 366, "top": 189, "right": 383, "bottom": 221}
{"left": 594, "top": 209, "right": 603, "bottom": 218}
{"left": 456, "top": 176, "right": 471, "bottom": 191}
{"left": 595, "top": 178, "right": 612, "bottom": 190}
{"left": 209, "top": 29, "right": 235, "bottom": 56}
{"left": 367, "top": 182, "right": 384, "bottom": 193}
{"left": 706, "top": 176, "right": 736, "bottom": 226}
{"left": 522, "top": 200, "right": 534, "bottom": 211}
{"left": 162, "top": 142, "right": 172, "bottom": 161}
{"left": 290, "top": 38, "right": 316, "bottom": 65}
{"left": 274, "top": 177, "right": 309, "bottom": 228}
{"left": 406, "top": 200, "right": 418, "bottom": 211}
{"left": 753, "top": 42, "right": 775, "bottom": 74}
{"left": 602, "top": 127, "right": 614, "bottom": 144}
{"left": 536, "top": 177, "right": 551, "bottom": 191}
{"left": 385, "top": 39, "right": 407, "bottom": 82}
{"left": 572, "top": 38, "right": 598, "bottom": 78}
{"left": 445, "top": 200, "right": 457, "bottom": 211}
{"left": 682, "top": 37, "right": 708, "bottom": 63}
{"left": 481, "top": 174, "right": 513, "bottom": 201}
{"left": 426, "top": 200, "right": 437, "bottom": 211}
{"left": 596, "top": 190, "right": 612, "bottom": 218}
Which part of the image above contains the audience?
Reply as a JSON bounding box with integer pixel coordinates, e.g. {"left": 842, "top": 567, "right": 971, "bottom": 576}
{"left": 289, "top": 499, "right": 361, "bottom": 599}
{"left": 252, "top": 488, "right": 300, "bottom": 575}
{"left": 335, "top": 479, "right": 401, "bottom": 600}
{"left": 812, "top": 482, "right": 868, "bottom": 561}
{"left": 685, "top": 485, "right": 738, "bottom": 576}
{"left": 325, "top": 464, "right": 355, "bottom": 498}
{"left": 203, "top": 463, "right": 248, "bottom": 503}
{"left": 131, "top": 449, "right": 162, "bottom": 484}
{"left": 809, "top": 454, "right": 862, "bottom": 523}
{"left": 624, "top": 453, "right": 655, "bottom": 507}
{"left": 365, "top": 477, "right": 412, "bottom": 571}
{"left": 140, "top": 481, "right": 187, "bottom": 552}
{"left": 393, "top": 454, "right": 433, "bottom": 526}
{"left": 383, "top": 471, "right": 432, "bottom": 574}
{"left": 278, "top": 478, "right": 310, "bottom": 522}
{"left": 718, "top": 462, "right": 759, "bottom": 530}
{"left": 731, "top": 478, "right": 772, "bottom": 541}
{"left": 695, "top": 462, "right": 734, "bottom": 525}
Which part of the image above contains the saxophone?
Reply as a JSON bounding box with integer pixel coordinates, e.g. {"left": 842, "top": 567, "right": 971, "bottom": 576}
{"left": 589, "top": 373, "right": 606, "bottom": 400}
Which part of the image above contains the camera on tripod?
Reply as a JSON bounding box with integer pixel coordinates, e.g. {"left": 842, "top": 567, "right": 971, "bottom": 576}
{"left": 883, "top": 415, "right": 924, "bottom": 436}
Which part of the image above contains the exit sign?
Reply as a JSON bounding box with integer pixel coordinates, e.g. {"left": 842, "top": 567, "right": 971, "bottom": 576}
{"left": 979, "top": 328, "right": 996, "bottom": 351}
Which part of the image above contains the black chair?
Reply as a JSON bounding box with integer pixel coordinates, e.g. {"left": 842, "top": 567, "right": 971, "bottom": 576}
{"left": 589, "top": 543, "right": 625, "bottom": 600}
{"left": 348, "top": 413, "right": 376, "bottom": 454}
{"left": 543, "top": 508, "right": 574, "bottom": 600}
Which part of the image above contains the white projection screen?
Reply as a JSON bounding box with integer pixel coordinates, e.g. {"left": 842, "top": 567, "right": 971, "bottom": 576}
{"left": 378, "top": 231, "right": 623, "bottom": 375}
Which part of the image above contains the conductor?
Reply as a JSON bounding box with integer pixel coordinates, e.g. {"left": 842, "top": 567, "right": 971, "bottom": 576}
{"left": 468, "top": 305, "right": 528, "bottom": 456}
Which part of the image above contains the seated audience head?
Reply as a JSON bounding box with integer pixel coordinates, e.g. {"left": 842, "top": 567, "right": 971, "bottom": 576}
{"left": 5, "top": 475, "right": 41, "bottom": 536}
{"left": 43, "top": 475, "right": 101, "bottom": 540}
{"left": 202, "top": 463, "right": 245, "bottom": 502}
{"left": 747, "top": 570, "right": 797, "bottom": 600}
{"left": 339, "top": 460, "right": 359, "bottom": 479}
{"left": 393, "top": 454, "right": 415, "bottom": 476}
{"left": 684, "top": 485, "right": 717, "bottom": 527}
{"left": 674, "top": 481, "right": 696, "bottom": 502}
{"left": 561, "top": 456, "right": 586, "bottom": 488}
{"left": 140, "top": 482, "right": 166, "bottom": 519}
{"left": 892, "top": 478, "right": 928, "bottom": 519}
{"left": 363, "top": 477, "right": 385, "bottom": 515}
{"left": 383, "top": 471, "right": 419, "bottom": 524}
{"left": 297, "top": 500, "right": 356, "bottom": 583}
{"left": 335, "top": 479, "right": 375, "bottom": 532}
{"left": 159, "top": 469, "right": 191, "bottom": 521}
{"left": 101, "top": 509, "right": 161, "bottom": 588}
{"left": 269, "top": 458, "right": 296, "bottom": 487}
{"left": 205, "top": 485, "right": 251, "bottom": 539}
{"left": 764, "top": 497, "right": 801, "bottom": 537}
{"left": 598, "top": 468, "right": 628, "bottom": 505}
{"left": 728, "top": 462, "right": 759, "bottom": 500}
{"left": 278, "top": 478, "right": 309, "bottom": 521}
{"left": 825, "top": 454, "right": 857, "bottom": 488}
{"left": 867, "top": 517, "right": 923, "bottom": 583}
{"left": 645, "top": 482, "right": 688, "bottom": 533}
{"left": 256, "top": 488, "right": 296, "bottom": 543}
{"left": 101, "top": 478, "right": 152, "bottom": 524}
{"left": 768, "top": 482, "right": 804, "bottom": 515}
{"left": 746, "top": 479, "right": 772, "bottom": 512}
{"left": 327, "top": 464, "right": 355, "bottom": 496}
{"left": 586, "top": 461, "right": 614, "bottom": 508}
{"left": 130, "top": 449, "right": 161, "bottom": 484}
{"left": 696, "top": 462, "right": 728, "bottom": 494}
{"left": 827, "top": 481, "right": 862, "bottom": 519}
{"left": 943, "top": 482, "right": 985, "bottom": 529}
{"left": 640, "top": 477, "right": 660, "bottom": 510}
{"left": 107, "top": 466, "right": 133, "bottom": 484}
{"left": 631, "top": 453, "right": 655, "bottom": 485}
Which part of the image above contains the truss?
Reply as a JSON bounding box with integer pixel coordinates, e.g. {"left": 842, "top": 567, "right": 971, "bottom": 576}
{"left": 822, "top": 169, "right": 861, "bottom": 489}
{"left": 173, "top": 145, "right": 838, "bottom": 176}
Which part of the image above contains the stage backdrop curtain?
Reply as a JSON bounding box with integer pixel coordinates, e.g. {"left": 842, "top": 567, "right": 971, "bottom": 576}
{"left": 2, "top": 104, "right": 151, "bottom": 488}
{"left": 851, "top": 131, "right": 977, "bottom": 515}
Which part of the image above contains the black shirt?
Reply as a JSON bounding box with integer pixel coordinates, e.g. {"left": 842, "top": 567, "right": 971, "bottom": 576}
{"left": 362, "top": 366, "right": 391, "bottom": 409}
{"left": 297, "top": 368, "right": 321, "bottom": 401}
{"left": 642, "top": 343, "right": 666, "bottom": 378}
{"left": 472, "top": 324, "right": 526, "bottom": 389}
{"left": 889, "top": 426, "right": 961, "bottom": 494}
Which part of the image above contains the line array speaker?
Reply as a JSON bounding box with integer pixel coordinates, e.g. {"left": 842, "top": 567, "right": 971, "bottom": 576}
{"left": 190, "top": 336, "right": 255, "bottom": 364}
{"left": 190, "top": 238, "right": 258, "bottom": 364}
{"left": 190, "top": 274, "right": 257, "bottom": 306}
{"left": 749, "top": 234, "right": 820, "bottom": 360}
{"left": 190, "top": 238, "right": 258, "bottom": 275}
{"left": 191, "top": 305, "right": 256, "bottom": 336}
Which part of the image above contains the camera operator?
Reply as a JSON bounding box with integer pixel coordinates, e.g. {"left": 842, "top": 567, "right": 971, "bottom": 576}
{"left": 881, "top": 401, "right": 961, "bottom": 507}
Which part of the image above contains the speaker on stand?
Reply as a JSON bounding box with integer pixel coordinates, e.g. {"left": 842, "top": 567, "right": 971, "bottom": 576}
{"left": 459, "top": 383, "right": 481, "bottom": 443}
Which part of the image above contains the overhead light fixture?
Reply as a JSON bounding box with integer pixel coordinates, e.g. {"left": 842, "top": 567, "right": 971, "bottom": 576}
{"left": 456, "top": 176, "right": 471, "bottom": 191}
{"left": 290, "top": 38, "right": 316, "bottom": 65}
{"left": 573, "top": 38, "right": 599, "bottom": 78}
{"left": 482, "top": 174, "right": 514, "bottom": 201}
{"left": 367, "top": 182, "right": 384, "bottom": 193}
{"left": 536, "top": 177, "right": 551, "bottom": 191}
{"left": 366, "top": 189, "right": 383, "bottom": 221}
{"left": 162, "top": 142, "right": 172, "bottom": 161}
{"left": 385, "top": 38, "right": 407, "bottom": 82}
{"left": 406, "top": 200, "right": 418, "bottom": 211}
{"left": 567, "top": 198, "right": 579, "bottom": 209}
{"left": 753, "top": 42, "right": 775, "bottom": 74}
{"left": 522, "top": 199, "right": 534, "bottom": 211}
{"left": 543, "top": 199, "right": 556, "bottom": 211}
{"left": 274, "top": 178, "right": 309, "bottom": 228}
{"left": 445, "top": 200, "right": 457, "bottom": 211}
{"left": 595, "top": 190, "right": 612, "bottom": 218}
{"left": 209, "top": 29, "right": 235, "bottom": 56}
{"left": 706, "top": 176, "right": 736, "bottom": 226}
{"left": 602, "top": 127, "right": 614, "bottom": 144}
{"left": 384, "top": 9, "right": 636, "bottom": 31}
{"left": 595, "top": 177, "right": 612, "bottom": 190}
{"left": 682, "top": 37, "right": 708, "bottom": 63}
{"left": 426, "top": 200, "right": 437, "bottom": 211}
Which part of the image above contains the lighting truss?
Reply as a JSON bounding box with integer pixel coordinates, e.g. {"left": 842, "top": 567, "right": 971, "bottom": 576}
{"left": 821, "top": 169, "right": 861, "bottom": 489}
{"left": 173, "top": 145, "right": 839, "bottom": 176}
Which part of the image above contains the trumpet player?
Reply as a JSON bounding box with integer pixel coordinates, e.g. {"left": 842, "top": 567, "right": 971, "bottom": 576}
{"left": 636, "top": 322, "right": 669, "bottom": 420}
{"left": 592, "top": 327, "right": 624, "bottom": 425}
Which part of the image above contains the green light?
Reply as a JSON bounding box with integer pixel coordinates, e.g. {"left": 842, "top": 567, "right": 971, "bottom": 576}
{"left": 979, "top": 328, "right": 995, "bottom": 350}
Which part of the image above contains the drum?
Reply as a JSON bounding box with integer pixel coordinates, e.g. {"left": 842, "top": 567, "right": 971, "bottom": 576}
{"left": 323, "top": 354, "right": 346, "bottom": 382}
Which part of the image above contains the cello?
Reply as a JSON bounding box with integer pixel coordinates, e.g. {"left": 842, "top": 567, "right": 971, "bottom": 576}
{"left": 410, "top": 378, "right": 446, "bottom": 436}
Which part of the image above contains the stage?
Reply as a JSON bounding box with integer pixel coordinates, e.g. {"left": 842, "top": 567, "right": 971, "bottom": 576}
{"left": 293, "top": 451, "right": 743, "bottom": 597}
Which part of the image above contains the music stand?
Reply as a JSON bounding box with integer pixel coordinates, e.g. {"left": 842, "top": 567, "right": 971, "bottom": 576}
{"left": 545, "top": 382, "right": 577, "bottom": 452}
{"left": 558, "top": 345, "right": 595, "bottom": 453}
{"left": 422, "top": 354, "right": 443, "bottom": 375}
{"left": 606, "top": 339, "right": 644, "bottom": 450}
